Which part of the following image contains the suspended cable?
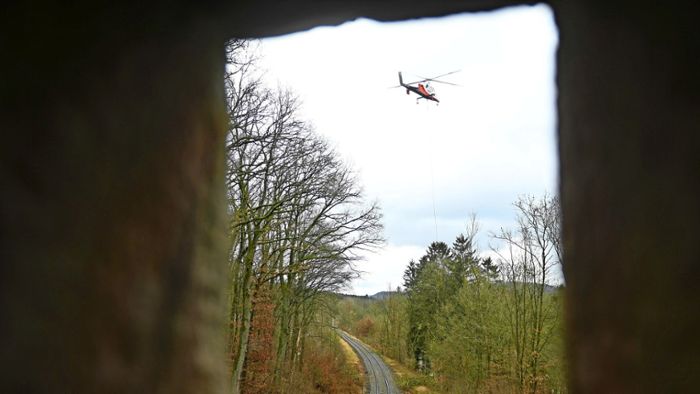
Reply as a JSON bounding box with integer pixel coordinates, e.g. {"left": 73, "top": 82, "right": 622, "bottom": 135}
{"left": 425, "top": 103, "right": 439, "bottom": 242}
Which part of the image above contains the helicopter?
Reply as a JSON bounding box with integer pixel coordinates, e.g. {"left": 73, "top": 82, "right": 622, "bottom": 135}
{"left": 392, "top": 71, "right": 460, "bottom": 104}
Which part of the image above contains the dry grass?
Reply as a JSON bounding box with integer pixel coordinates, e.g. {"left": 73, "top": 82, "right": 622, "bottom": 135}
{"left": 341, "top": 332, "right": 440, "bottom": 394}
{"left": 338, "top": 335, "right": 365, "bottom": 394}
{"left": 377, "top": 354, "right": 441, "bottom": 394}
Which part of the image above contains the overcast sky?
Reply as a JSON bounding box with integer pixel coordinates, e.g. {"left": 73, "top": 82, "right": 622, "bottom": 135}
{"left": 257, "top": 4, "right": 559, "bottom": 295}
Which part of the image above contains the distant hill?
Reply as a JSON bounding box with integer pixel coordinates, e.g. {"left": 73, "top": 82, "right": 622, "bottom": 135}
{"left": 334, "top": 291, "right": 402, "bottom": 301}
{"left": 493, "top": 281, "right": 563, "bottom": 294}
{"left": 335, "top": 284, "right": 561, "bottom": 301}
{"left": 370, "top": 291, "right": 400, "bottom": 300}
{"left": 334, "top": 292, "right": 370, "bottom": 299}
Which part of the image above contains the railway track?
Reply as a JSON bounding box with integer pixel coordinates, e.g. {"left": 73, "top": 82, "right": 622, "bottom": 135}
{"left": 339, "top": 331, "right": 399, "bottom": 394}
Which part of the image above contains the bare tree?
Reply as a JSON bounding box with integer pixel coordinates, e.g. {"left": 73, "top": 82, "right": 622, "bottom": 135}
{"left": 491, "top": 194, "right": 562, "bottom": 393}
{"left": 223, "top": 39, "right": 383, "bottom": 393}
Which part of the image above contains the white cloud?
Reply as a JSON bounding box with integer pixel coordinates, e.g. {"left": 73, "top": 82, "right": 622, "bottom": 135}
{"left": 350, "top": 243, "right": 425, "bottom": 296}
{"left": 259, "top": 5, "right": 559, "bottom": 294}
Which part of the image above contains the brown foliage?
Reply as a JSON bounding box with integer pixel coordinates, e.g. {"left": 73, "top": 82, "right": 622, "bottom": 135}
{"left": 355, "top": 316, "right": 375, "bottom": 338}
{"left": 241, "top": 284, "right": 276, "bottom": 394}
{"left": 297, "top": 338, "right": 362, "bottom": 394}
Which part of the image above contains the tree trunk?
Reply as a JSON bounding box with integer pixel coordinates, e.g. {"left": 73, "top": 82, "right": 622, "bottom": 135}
{"left": 232, "top": 278, "right": 254, "bottom": 393}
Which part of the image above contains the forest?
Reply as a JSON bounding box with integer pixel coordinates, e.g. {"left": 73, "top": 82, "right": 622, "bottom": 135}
{"left": 225, "top": 39, "right": 566, "bottom": 393}
{"left": 224, "top": 39, "right": 381, "bottom": 393}
{"left": 338, "top": 198, "right": 566, "bottom": 393}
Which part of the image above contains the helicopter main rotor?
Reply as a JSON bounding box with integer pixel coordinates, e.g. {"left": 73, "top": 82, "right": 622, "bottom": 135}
{"left": 406, "top": 70, "right": 461, "bottom": 86}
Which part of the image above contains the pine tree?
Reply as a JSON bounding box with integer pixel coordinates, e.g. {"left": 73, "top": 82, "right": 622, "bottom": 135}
{"left": 480, "top": 256, "right": 500, "bottom": 280}
{"left": 402, "top": 259, "right": 420, "bottom": 291}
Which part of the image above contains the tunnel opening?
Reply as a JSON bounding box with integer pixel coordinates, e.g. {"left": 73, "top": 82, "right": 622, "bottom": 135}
{"left": 5, "top": 1, "right": 698, "bottom": 392}
{"left": 224, "top": 5, "right": 565, "bottom": 392}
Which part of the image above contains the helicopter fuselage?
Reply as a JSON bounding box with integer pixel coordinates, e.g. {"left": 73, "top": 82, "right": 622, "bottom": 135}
{"left": 398, "top": 72, "right": 440, "bottom": 103}
{"left": 403, "top": 83, "right": 439, "bottom": 102}
{"left": 402, "top": 83, "right": 440, "bottom": 103}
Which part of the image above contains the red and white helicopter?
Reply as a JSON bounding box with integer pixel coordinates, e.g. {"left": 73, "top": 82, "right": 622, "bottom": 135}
{"left": 392, "top": 70, "right": 460, "bottom": 104}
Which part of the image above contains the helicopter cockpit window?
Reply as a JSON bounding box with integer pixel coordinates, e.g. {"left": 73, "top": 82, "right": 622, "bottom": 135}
{"left": 426, "top": 84, "right": 435, "bottom": 94}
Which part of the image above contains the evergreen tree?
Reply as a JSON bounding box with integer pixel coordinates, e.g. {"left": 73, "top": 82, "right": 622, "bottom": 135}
{"left": 480, "top": 256, "right": 500, "bottom": 280}
{"left": 450, "top": 233, "right": 479, "bottom": 285}
{"left": 419, "top": 241, "right": 451, "bottom": 267}
{"left": 405, "top": 241, "right": 451, "bottom": 371}
{"left": 402, "top": 259, "right": 420, "bottom": 291}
